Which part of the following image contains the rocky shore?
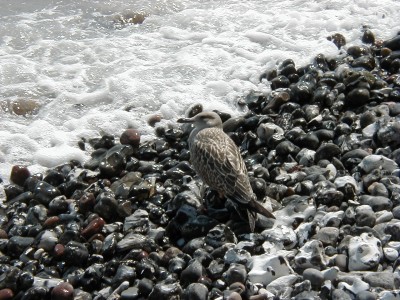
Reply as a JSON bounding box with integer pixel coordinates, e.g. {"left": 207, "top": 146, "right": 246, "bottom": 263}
{"left": 1, "top": 29, "right": 400, "bottom": 300}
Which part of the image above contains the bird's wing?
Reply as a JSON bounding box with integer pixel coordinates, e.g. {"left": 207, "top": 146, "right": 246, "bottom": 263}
{"left": 191, "top": 128, "right": 252, "bottom": 205}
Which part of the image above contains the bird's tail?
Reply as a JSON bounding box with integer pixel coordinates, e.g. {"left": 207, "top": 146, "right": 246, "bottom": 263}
{"left": 249, "top": 196, "right": 276, "bottom": 220}
{"left": 247, "top": 209, "right": 256, "bottom": 233}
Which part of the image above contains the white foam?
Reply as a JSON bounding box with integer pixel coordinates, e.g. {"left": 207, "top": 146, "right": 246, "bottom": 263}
{"left": 1, "top": 0, "right": 400, "bottom": 184}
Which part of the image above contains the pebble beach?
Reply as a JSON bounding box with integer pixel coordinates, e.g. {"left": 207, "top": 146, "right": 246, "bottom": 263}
{"left": 1, "top": 28, "right": 400, "bottom": 300}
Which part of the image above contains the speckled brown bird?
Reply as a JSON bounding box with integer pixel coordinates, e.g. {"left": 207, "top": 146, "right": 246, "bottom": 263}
{"left": 178, "top": 111, "right": 275, "bottom": 232}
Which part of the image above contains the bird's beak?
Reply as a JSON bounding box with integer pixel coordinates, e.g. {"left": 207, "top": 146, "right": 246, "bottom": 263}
{"left": 177, "top": 117, "right": 194, "bottom": 123}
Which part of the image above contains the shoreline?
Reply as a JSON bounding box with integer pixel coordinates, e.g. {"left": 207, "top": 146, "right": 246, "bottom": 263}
{"left": 1, "top": 29, "right": 400, "bottom": 299}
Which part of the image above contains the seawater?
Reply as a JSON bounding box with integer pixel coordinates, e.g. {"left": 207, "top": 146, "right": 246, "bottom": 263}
{"left": 1, "top": 0, "right": 400, "bottom": 184}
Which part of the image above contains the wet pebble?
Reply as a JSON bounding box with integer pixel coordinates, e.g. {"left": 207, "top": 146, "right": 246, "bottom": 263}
{"left": 51, "top": 282, "right": 74, "bottom": 300}
{"left": 10, "top": 165, "right": 31, "bottom": 186}
{"left": 120, "top": 129, "right": 141, "bottom": 148}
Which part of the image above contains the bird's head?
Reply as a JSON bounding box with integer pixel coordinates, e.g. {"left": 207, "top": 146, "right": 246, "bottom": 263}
{"left": 177, "top": 111, "right": 223, "bottom": 130}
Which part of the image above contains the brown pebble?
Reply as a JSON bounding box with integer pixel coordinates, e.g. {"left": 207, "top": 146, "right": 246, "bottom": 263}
{"left": 161, "top": 247, "right": 183, "bottom": 265}
{"left": 147, "top": 114, "right": 162, "bottom": 127}
{"left": 0, "top": 288, "right": 14, "bottom": 299}
{"left": 43, "top": 216, "right": 60, "bottom": 228}
{"left": 11, "top": 99, "right": 40, "bottom": 116}
{"left": 362, "top": 29, "right": 375, "bottom": 44}
{"left": 0, "top": 229, "right": 8, "bottom": 239}
{"left": 81, "top": 217, "right": 105, "bottom": 239}
{"left": 101, "top": 179, "right": 111, "bottom": 187}
{"left": 78, "top": 193, "right": 95, "bottom": 212}
{"left": 327, "top": 33, "right": 346, "bottom": 49}
{"left": 120, "top": 129, "right": 140, "bottom": 147}
{"left": 51, "top": 282, "right": 74, "bottom": 300}
{"left": 10, "top": 165, "right": 31, "bottom": 186}
{"left": 53, "top": 244, "right": 65, "bottom": 258}
{"left": 381, "top": 47, "right": 392, "bottom": 57}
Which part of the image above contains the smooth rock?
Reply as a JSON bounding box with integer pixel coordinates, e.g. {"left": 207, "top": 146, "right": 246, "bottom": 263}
{"left": 248, "top": 254, "right": 293, "bottom": 286}
{"left": 363, "top": 272, "right": 395, "bottom": 290}
{"left": 348, "top": 233, "right": 382, "bottom": 271}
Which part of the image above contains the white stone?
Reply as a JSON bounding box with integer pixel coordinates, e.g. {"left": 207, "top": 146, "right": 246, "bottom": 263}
{"left": 358, "top": 154, "right": 398, "bottom": 174}
{"left": 379, "top": 290, "right": 400, "bottom": 300}
{"left": 274, "top": 196, "right": 316, "bottom": 228}
{"left": 334, "top": 175, "right": 359, "bottom": 194}
{"left": 338, "top": 277, "right": 369, "bottom": 294}
{"left": 375, "top": 210, "right": 393, "bottom": 224}
{"left": 224, "top": 248, "right": 252, "bottom": 264}
{"left": 318, "top": 211, "right": 344, "bottom": 228}
{"left": 247, "top": 254, "right": 293, "bottom": 286}
{"left": 294, "top": 240, "right": 328, "bottom": 270}
{"left": 348, "top": 232, "right": 383, "bottom": 271}
{"left": 295, "top": 222, "right": 314, "bottom": 247}
{"left": 321, "top": 267, "right": 339, "bottom": 281}
{"left": 383, "top": 247, "right": 399, "bottom": 262}
{"left": 261, "top": 224, "right": 297, "bottom": 250}
{"left": 266, "top": 274, "right": 300, "bottom": 296}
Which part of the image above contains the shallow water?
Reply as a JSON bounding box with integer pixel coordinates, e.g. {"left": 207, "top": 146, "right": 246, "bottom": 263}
{"left": 1, "top": 0, "right": 400, "bottom": 183}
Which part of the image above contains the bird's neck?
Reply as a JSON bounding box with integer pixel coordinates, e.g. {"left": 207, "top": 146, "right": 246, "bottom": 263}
{"left": 188, "top": 127, "right": 202, "bottom": 147}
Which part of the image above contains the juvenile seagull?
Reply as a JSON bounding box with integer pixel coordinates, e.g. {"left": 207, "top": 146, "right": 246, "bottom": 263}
{"left": 178, "top": 111, "right": 275, "bottom": 232}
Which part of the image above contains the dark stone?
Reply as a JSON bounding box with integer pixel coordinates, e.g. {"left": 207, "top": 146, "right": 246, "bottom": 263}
{"left": 51, "top": 282, "right": 74, "bottom": 300}
{"left": 302, "top": 268, "right": 324, "bottom": 290}
{"left": 33, "top": 181, "right": 61, "bottom": 206}
{"left": 345, "top": 88, "right": 370, "bottom": 107}
{"left": 383, "top": 35, "right": 400, "bottom": 51}
{"left": 314, "top": 143, "right": 341, "bottom": 162}
{"left": 362, "top": 29, "right": 375, "bottom": 44}
{"left": 180, "top": 259, "right": 206, "bottom": 286}
{"left": 183, "top": 283, "right": 208, "bottom": 300}
{"left": 120, "top": 129, "right": 141, "bottom": 147}
{"left": 10, "top": 165, "right": 31, "bottom": 186}
{"left": 64, "top": 241, "right": 89, "bottom": 267}
{"left": 7, "top": 236, "right": 34, "bottom": 257}
{"left": 148, "top": 282, "right": 183, "bottom": 300}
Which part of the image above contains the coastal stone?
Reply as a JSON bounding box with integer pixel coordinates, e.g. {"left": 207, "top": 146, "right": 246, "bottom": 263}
{"left": 10, "top": 165, "right": 31, "bottom": 186}
{"left": 34, "top": 181, "right": 61, "bottom": 205}
{"left": 302, "top": 268, "right": 324, "bottom": 290}
{"left": 363, "top": 272, "right": 395, "bottom": 290}
{"left": 338, "top": 277, "right": 369, "bottom": 295}
{"left": 294, "top": 240, "right": 328, "bottom": 270}
{"left": 356, "top": 291, "right": 377, "bottom": 300}
{"left": 120, "top": 129, "right": 141, "bottom": 147}
{"left": 348, "top": 233, "right": 382, "bottom": 271}
{"left": 359, "top": 195, "right": 392, "bottom": 212}
{"left": 51, "top": 282, "right": 74, "bottom": 300}
{"left": 248, "top": 254, "right": 293, "bottom": 286}
{"left": 266, "top": 274, "right": 299, "bottom": 297}
{"left": 224, "top": 263, "right": 247, "bottom": 285}
{"left": 64, "top": 241, "right": 89, "bottom": 267}
{"left": 147, "top": 282, "right": 183, "bottom": 300}
{"left": 355, "top": 205, "right": 376, "bottom": 227}
{"left": 183, "top": 283, "right": 208, "bottom": 300}
{"left": 315, "top": 227, "right": 339, "bottom": 246}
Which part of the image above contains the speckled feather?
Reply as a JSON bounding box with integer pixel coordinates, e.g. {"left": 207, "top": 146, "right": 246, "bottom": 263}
{"left": 189, "top": 127, "right": 253, "bottom": 206}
